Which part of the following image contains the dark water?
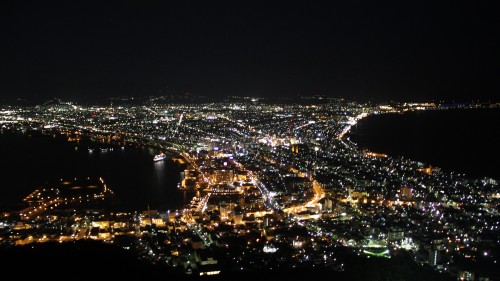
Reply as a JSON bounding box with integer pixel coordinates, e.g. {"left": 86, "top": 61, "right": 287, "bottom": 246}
{"left": 349, "top": 108, "right": 500, "bottom": 180}
{"left": 0, "top": 132, "right": 188, "bottom": 211}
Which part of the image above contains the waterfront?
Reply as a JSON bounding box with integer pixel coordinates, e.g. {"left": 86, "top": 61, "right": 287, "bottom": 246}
{"left": 349, "top": 108, "right": 500, "bottom": 180}
{"left": 0, "top": 132, "right": 187, "bottom": 211}
{"left": 1, "top": 100, "right": 499, "bottom": 279}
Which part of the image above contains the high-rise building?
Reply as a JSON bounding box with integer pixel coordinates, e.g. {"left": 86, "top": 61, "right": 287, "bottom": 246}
{"left": 429, "top": 249, "right": 440, "bottom": 266}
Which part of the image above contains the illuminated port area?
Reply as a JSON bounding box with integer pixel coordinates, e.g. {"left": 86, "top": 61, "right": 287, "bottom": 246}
{"left": 20, "top": 177, "right": 116, "bottom": 220}
{"left": 0, "top": 97, "right": 499, "bottom": 279}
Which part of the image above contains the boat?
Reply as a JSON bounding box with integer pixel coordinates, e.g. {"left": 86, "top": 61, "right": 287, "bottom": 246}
{"left": 154, "top": 153, "right": 167, "bottom": 162}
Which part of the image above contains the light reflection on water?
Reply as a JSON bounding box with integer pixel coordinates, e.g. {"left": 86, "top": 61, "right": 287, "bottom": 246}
{"left": 0, "top": 133, "right": 187, "bottom": 211}
{"left": 154, "top": 160, "right": 166, "bottom": 196}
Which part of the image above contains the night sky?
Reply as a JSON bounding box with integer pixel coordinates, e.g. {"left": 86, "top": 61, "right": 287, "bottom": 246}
{"left": 1, "top": 1, "right": 498, "bottom": 103}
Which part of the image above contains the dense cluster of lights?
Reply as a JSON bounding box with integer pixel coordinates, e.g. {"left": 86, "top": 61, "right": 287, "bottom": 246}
{"left": 0, "top": 97, "right": 498, "bottom": 278}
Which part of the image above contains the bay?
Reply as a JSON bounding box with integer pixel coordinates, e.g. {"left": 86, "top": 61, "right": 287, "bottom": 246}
{"left": 349, "top": 108, "right": 500, "bottom": 180}
{"left": 0, "top": 132, "right": 188, "bottom": 211}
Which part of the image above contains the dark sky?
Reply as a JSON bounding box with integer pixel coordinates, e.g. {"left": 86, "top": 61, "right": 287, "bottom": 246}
{"left": 0, "top": 1, "right": 498, "bottom": 102}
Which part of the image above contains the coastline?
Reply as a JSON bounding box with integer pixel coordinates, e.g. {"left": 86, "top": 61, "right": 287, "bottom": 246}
{"left": 0, "top": 131, "right": 187, "bottom": 211}
{"left": 346, "top": 108, "right": 500, "bottom": 180}
{"left": 337, "top": 112, "right": 369, "bottom": 140}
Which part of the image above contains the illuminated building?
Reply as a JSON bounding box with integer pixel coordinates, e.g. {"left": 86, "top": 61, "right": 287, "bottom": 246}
{"left": 429, "top": 248, "right": 440, "bottom": 267}
{"left": 210, "top": 169, "right": 234, "bottom": 184}
{"left": 400, "top": 187, "right": 413, "bottom": 199}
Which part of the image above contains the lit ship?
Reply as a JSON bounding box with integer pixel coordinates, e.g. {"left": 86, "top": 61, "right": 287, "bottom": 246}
{"left": 154, "top": 153, "right": 167, "bottom": 162}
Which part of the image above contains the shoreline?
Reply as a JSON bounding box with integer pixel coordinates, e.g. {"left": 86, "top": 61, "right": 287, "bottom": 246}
{"left": 0, "top": 130, "right": 188, "bottom": 212}
{"left": 345, "top": 108, "right": 500, "bottom": 181}
{"left": 337, "top": 112, "right": 369, "bottom": 140}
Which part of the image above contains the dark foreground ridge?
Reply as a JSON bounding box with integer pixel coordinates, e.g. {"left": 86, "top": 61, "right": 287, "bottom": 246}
{"left": 1, "top": 240, "right": 452, "bottom": 281}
